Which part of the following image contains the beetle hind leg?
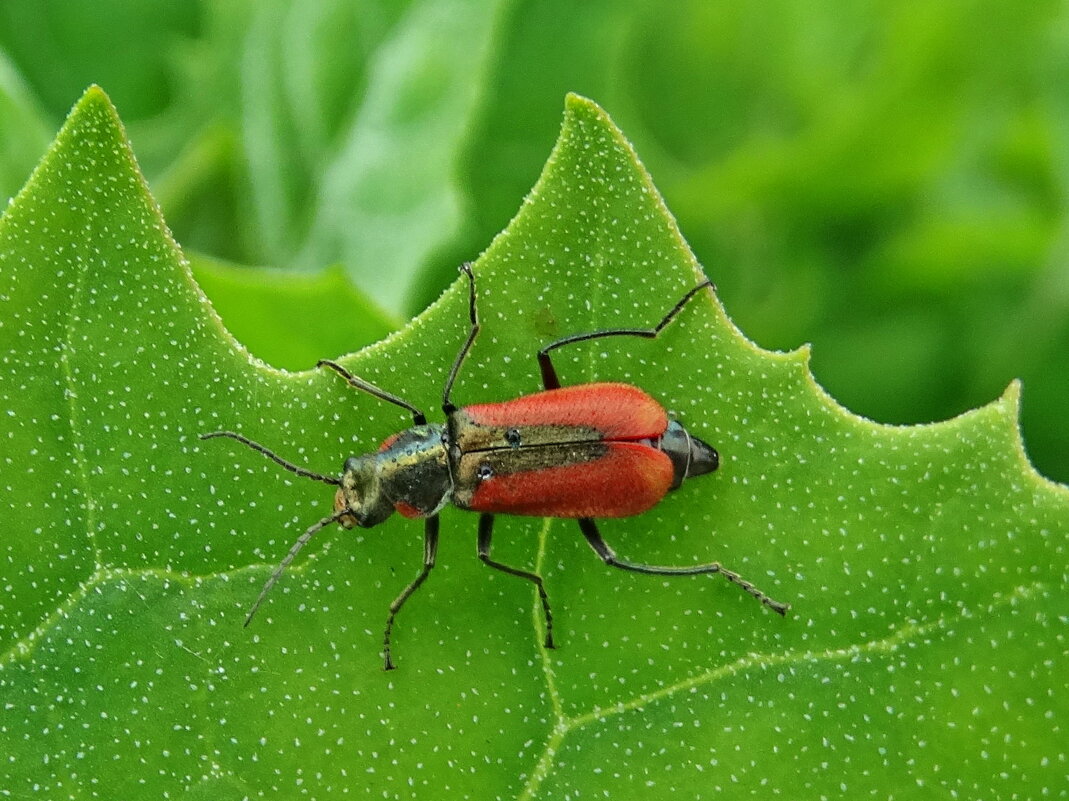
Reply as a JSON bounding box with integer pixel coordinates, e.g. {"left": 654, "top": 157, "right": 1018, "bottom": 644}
{"left": 477, "top": 514, "right": 555, "bottom": 649}
{"left": 577, "top": 518, "right": 789, "bottom": 616}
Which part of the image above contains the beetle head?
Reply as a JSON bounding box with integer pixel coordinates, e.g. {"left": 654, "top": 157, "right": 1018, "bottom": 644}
{"left": 334, "top": 455, "right": 395, "bottom": 528}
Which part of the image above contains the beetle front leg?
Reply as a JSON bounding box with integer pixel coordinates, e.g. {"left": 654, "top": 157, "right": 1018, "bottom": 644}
{"left": 577, "top": 518, "right": 789, "bottom": 615}
{"left": 477, "top": 514, "right": 555, "bottom": 648}
{"left": 317, "top": 358, "right": 428, "bottom": 425}
{"left": 383, "top": 516, "right": 440, "bottom": 670}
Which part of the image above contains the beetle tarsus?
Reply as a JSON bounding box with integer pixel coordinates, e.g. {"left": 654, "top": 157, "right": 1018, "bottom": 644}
{"left": 716, "top": 565, "right": 791, "bottom": 616}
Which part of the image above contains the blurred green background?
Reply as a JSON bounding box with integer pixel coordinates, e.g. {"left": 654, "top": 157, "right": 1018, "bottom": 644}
{"left": 2, "top": 0, "right": 1067, "bottom": 482}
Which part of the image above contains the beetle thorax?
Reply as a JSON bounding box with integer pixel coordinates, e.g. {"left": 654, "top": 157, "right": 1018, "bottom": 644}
{"left": 335, "top": 424, "right": 452, "bottom": 527}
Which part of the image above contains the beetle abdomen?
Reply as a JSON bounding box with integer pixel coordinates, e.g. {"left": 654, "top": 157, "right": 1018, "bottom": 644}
{"left": 658, "top": 420, "right": 719, "bottom": 490}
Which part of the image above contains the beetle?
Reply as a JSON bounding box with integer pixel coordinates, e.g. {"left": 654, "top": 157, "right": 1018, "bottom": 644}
{"left": 202, "top": 264, "right": 789, "bottom": 669}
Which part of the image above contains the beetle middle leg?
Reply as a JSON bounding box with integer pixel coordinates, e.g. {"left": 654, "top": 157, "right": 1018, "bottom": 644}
{"left": 442, "top": 262, "right": 479, "bottom": 414}
{"left": 383, "top": 516, "right": 440, "bottom": 671}
{"left": 477, "top": 514, "right": 555, "bottom": 648}
{"left": 577, "top": 518, "right": 789, "bottom": 615}
{"left": 537, "top": 279, "right": 715, "bottom": 390}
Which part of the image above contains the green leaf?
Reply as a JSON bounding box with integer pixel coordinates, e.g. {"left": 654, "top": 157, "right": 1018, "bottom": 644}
{"left": 2, "top": 87, "right": 1066, "bottom": 799}
{"left": 188, "top": 254, "right": 398, "bottom": 371}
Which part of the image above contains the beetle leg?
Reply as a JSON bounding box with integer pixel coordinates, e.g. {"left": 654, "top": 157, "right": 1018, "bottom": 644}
{"left": 537, "top": 280, "right": 715, "bottom": 390}
{"left": 383, "top": 516, "right": 440, "bottom": 670}
{"left": 317, "top": 359, "right": 427, "bottom": 425}
{"left": 577, "top": 518, "right": 789, "bottom": 615}
{"left": 442, "top": 263, "right": 479, "bottom": 414}
{"left": 477, "top": 514, "right": 555, "bottom": 649}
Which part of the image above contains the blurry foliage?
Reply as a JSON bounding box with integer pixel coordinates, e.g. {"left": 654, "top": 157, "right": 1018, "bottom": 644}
{"left": 1, "top": 0, "right": 1067, "bottom": 480}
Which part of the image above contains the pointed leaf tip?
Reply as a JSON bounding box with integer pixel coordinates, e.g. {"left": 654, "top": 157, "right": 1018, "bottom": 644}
{"left": 563, "top": 93, "right": 612, "bottom": 126}
{"left": 564, "top": 92, "right": 596, "bottom": 109}
{"left": 72, "top": 84, "right": 118, "bottom": 117}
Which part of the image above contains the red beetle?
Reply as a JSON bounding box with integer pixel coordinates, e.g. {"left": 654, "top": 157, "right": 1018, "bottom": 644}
{"left": 203, "top": 265, "right": 789, "bottom": 669}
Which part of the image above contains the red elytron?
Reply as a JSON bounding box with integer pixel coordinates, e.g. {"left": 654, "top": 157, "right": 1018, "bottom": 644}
{"left": 456, "top": 383, "right": 677, "bottom": 518}
{"left": 203, "top": 265, "right": 789, "bottom": 670}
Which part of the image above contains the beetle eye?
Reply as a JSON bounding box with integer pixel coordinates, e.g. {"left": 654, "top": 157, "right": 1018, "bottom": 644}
{"left": 504, "top": 428, "right": 521, "bottom": 447}
{"left": 333, "top": 488, "right": 351, "bottom": 513}
{"left": 476, "top": 463, "right": 494, "bottom": 480}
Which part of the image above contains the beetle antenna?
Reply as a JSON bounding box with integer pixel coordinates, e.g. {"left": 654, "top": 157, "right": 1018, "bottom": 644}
{"left": 244, "top": 508, "right": 352, "bottom": 626}
{"left": 200, "top": 431, "right": 341, "bottom": 486}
